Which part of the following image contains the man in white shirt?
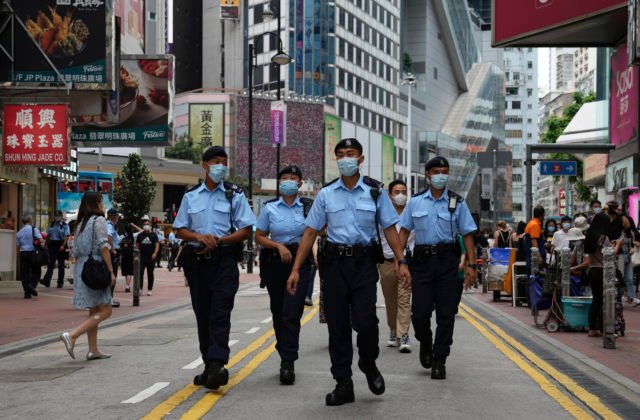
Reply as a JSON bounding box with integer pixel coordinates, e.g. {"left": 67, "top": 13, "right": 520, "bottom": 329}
{"left": 551, "top": 215, "right": 572, "bottom": 252}
{"left": 379, "top": 180, "right": 415, "bottom": 353}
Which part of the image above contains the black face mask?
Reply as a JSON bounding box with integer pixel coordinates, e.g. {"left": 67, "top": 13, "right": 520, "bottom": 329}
{"left": 607, "top": 209, "right": 618, "bottom": 216}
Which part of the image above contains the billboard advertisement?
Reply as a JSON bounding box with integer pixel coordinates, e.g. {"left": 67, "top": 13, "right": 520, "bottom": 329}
{"left": 270, "top": 101, "right": 287, "bottom": 146}
{"left": 115, "top": 0, "right": 145, "bottom": 54}
{"left": 492, "top": 0, "right": 626, "bottom": 46}
{"left": 220, "top": 0, "right": 240, "bottom": 20}
{"left": 610, "top": 43, "right": 639, "bottom": 146}
{"left": 2, "top": 104, "right": 70, "bottom": 166}
{"left": 381, "top": 135, "right": 395, "bottom": 186}
{"left": 10, "top": 0, "right": 115, "bottom": 89}
{"left": 72, "top": 55, "right": 174, "bottom": 146}
{"left": 189, "top": 104, "right": 224, "bottom": 148}
{"left": 324, "top": 114, "right": 341, "bottom": 182}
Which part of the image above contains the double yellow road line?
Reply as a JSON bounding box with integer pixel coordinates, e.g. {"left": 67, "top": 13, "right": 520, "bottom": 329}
{"left": 459, "top": 303, "right": 621, "bottom": 420}
{"left": 142, "top": 303, "right": 319, "bottom": 420}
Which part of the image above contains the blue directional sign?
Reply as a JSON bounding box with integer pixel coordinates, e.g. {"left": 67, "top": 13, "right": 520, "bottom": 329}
{"left": 539, "top": 160, "right": 578, "bottom": 176}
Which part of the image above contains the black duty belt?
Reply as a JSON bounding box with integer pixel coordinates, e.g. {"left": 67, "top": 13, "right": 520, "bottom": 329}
{"left": 261, "top": 243, "right": 299, "bottom": 260}
{"left": 324, "top": 242, "right": 372, "bottom": 258}
{"left": 414, "top": 243, "right": 457, "bottom": 256}
{"left": 184, "top": 245, "right": 236, "bottom": 262}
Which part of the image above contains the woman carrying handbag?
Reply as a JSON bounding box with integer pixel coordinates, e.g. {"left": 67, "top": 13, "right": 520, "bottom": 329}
{"left": 59, "top": 192, "right": 116, "bottom": 361}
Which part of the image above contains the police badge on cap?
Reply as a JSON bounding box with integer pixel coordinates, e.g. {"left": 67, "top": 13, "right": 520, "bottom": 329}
{"left": 277, "top": 165, "right": 303, "bottom": 180}
{"left": 425, "top": 156, "right": 449, "bottom": 172}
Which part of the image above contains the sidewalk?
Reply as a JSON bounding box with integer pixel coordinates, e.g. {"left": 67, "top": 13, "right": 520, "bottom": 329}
{"left": 0, "top": 265, "right": 260, "bottom": 347}
{"left": 467, "top": 290, "right": 640, "bottom": 388}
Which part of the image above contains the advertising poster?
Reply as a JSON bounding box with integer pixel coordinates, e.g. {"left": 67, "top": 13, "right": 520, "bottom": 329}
{"left": 2, "top": 104, "right": 70, "bottom": 166}
{"left": 189, "top": 104, "right": 224, "bottom": 148}
{"left": 11, "top": 0, "right": 114, "bottom": 89}
{"left": 270, "top": 101, "right": 286, "bottom": 146}
{"left": 220, "top": 0, "right": 240, "bottom": 20}
{"left": 610, "top": 43, "right": 639, "bottom": 146}
{"left": 115, "top": 0, "right": 144, "bottom": 54}
{"left": 324, "top": 114, "right": 341, "bottom": 182}
{"left": 381, "top": 135, "right": 395, "bottom": 186}
{"left": 72, "top": 55, "right": 174, "bottom": 146}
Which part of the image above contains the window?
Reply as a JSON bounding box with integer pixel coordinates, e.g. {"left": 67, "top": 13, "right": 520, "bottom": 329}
{"left": 527, "top": 118, "right": 532, "bottom": 124}
{"left": 527, "top": 104, "right": 533, "bottom": 109}
{"left": 339, "top": 9, "right": 346, "bottom": 27}
{"left": 527, "top": 133, "right": 533, "bottom": 139}
{"left": 512, "top": 174, "right": 523, "bottom": 183}
{"left": 253, "top": 4, "right": 263, "bottom": 24}
{"left": 506, "top": 87, "right": 518, "bottom": 96}
{"left": 347, "top": 73, "right": 353, "bottom": 90}
{"left": 339, "top": 39, "right": 345, "bottom": 57}
{"left": 505, "top": 72, "right": 509, "bottom": 81}
{"left": 511, "top": 101, "right": 521, "bottom": 109}
{"left": 513, "top": 72, "right": 520, "bottom": 81}
{"left": 527, "top": 61, "right": 533, "bottom": 69}
{"left": 512, "top": 159, "right": 522, "bottom": 168}
{"left": 528, "top": 75, "right": 533, "bottom": 81}
{"left": 506, "top": 130, "right": 523, "bottom": 138}
{"left": 434, "top": 67, "right": 438, "bottom": 80}
{"left": 506, "top": 116, "right": 523, "bottom": 124}
{"left": 527, "top": 88, "right": 533, "bottom": 97}
{"left": 338, "top": 70, "right": 345, "bottom": 87}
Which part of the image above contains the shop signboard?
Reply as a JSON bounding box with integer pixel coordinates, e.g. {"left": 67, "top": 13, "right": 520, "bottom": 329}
{"left": 610, "top": 43, "right": 639, "bottom": 146}
{"left": 2, "top": 104, "right": 70, "bottom": 166}
{"left": 10, "top": 0, "right": 115, "bottom": 89}
{"left": 270, "top": 101, "right": 286, "bottom": 146}
{"left": 582, "top": 154, "right": 608, "bottom": 183}
{"left": 324, "top": 114, "right": 341, "bottom": 182}
{"left": 115, "top": 0, "right": 145, "bottom": 54}
{"left": 381, "top": 135, "right": 395, "bottom": 186}
{"left": 220, "top": 0, "right": 240, "bottom": 20}
{"left": 189, "top": 104, "right": 224, "bottom": 148}
{"left": 605, "top": 156, "right": 635, "bottom": 192}
{"left": 71, "top": 55, "right": 174, "bottom": 146}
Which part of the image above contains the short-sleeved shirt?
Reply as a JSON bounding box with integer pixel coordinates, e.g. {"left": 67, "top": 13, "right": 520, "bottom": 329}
{"left": 256, "top": 197, "right": 306, "bottom": 244}
{"left": 551, "top": 229, "right": 570, "bottom": 250}
{"left": 524, "top": 218, "right": 542, "bottom": 241}
{"left": 305, "top": 176, "right": 399, "bottom": 245}
{"left": 47, "top": 221, "right": 70, "bottom": 241}
{"left": 172, "top": 182, "right": 256, "bottom": 246}
{"left": 106, "top": 221, "right": 121, "bottom": 250}
{"left": 399, "top": 188, "right": 477, "bottom": 245}
{"left": 16, "top": 225, "right": 42, "bottom": 251}
{"left": 136, "top": 231, "right": 158, "bottom": 258}
{"left": 381, "top": 223, "right": 415, "bottom": 259}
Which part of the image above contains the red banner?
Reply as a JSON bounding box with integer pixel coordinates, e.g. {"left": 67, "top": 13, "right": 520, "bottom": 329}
{"left": 493, "top": 0, "right": 626, "bottom": 45}
{"left": 2, "top": 104, "right": 70, "bottom": 166}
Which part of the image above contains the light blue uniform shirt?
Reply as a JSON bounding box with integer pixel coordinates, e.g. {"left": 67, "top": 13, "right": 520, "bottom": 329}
{"left": 106, "top": 221, "right": 121, "bottom": 250}
{"left": 173, "top": 182, "right": 256, "bottom": 245}
{"left": 16, "top": 225, "right": 42, "bottom": 251}
{"left": 399, "top": 188, "right": 477, "bottom": 245}
{"left": 47, "top": 221, "right": 70, "bottom": 241}
{"left": 305, "top": 176, "right": 399, "bottom": 245}
{"left": 256, "top": 197, "right": 306, "bottom": 244}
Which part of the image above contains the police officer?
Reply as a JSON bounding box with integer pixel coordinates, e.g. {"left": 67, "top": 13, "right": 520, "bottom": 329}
{"left": 16, "top": 215, "right": 43, "bottom": 299}
{"left": 255, "top": 165, "right": 313, "bottom": 385}
{"left": 287, "top": 138, "right": 411, "bottom": 406}
{"left": 42, "top": 210, "right": 70, "bottom": 288}
{"left": 173, "top": 146, "right": 256, "bottom": 390}
{"left": 106, "top": 208, "right": 122, "bottom": 308}
{"left": 399, "top": 156, "right": 477, "bottom": 380}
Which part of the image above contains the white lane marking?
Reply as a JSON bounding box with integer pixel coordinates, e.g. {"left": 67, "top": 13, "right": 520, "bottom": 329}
{"left": 245, "top": 327, "right": 260, "bottom": 334}
{"left": 181, "top": 358, "right": 204, "bottom": 370}
{"left": 121, "top": 382, "right": 170, "bottom": 404}
{"left": 260, "top": 317, "right": 272, "bottom": 324}
{"left": 229, "top": 340, "right": 239, "bottom": 347}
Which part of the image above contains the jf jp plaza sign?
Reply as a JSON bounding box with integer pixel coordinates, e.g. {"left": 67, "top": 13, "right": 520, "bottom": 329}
{"left": 2, "top": 104, "right": 70, "bottom": 166}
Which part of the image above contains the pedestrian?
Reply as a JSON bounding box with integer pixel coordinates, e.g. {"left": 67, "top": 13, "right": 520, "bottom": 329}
{"left": 588, "top": 199, "right": 602, "bottom": 222}
{"left": 155, "top": 227, "right": 166, "bottom": 268}
{"left": 492, "top": 220, "right": 511, "bottom": 248}
{"left": 173, "top": 146, "right": 255, "bottom": 390}
{"left": 617, "top": 213, "right": 639, "bottom": 306}
{"left": 16, "top": 215, "right": 43, "bottom": 299}
{"left": 167, "top": 227, "right": 181, "bottom": 271}
{"left": 106, "top": 208, "right": 122, "bottom": 308}
{"left": 286, "top": 138, "right": 411, "bottom": 406}
{"left": 120, "top": 225, "right": 136, "bottom": 292}
{"left": 543, "top": 219, "right": 557, "bottom": 244}
{"left": 551, "top": 215, "right": 572, "bottom": 252}
{"left": 255, "top": 165, "right": 314, "bottom": 385}
{"left": 378, "top": 179, "right": 414, "bottom": 353}
{"left": 41, "top": 210, "right": 70, "bottom": 288}
{"left": 398, "top": 156, "right": 477, "bottom": 380}
{"left": 525, "top": 206, "right": 546, "bottom": 271}
{"left": 136, "top": 219, "right": 160, "bottom": 296}
{"left": 59, "top": 192, "right": 116, "bottom": 360}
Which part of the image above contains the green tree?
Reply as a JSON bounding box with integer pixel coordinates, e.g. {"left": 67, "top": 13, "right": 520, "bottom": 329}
{"left": 539, "top": 91, "right": 597, "bottom": 202}
{"left": 114, "top": 154, "right": 156, "bottom": 223}
{"left": 165, "top": 134, "right": 202, "bottom": 163}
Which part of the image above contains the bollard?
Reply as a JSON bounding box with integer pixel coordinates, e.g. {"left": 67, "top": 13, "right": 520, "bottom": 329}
{"left": 559, "top": 249, "right": 571, "bottom": 297}
{"left": 602, "top": 247, "right": 616, "bottom": 349}
{"left": 481, "top": 247, "right": 489, "bottom": 293}
{"left": 530, "top": 247, "right": 540, "bottom": 276}
{"left": 133, "top": 248, "right": 141, "bottom": 307}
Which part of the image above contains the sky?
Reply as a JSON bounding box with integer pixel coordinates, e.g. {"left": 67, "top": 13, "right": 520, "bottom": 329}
{"left": 538, "top": 48, "right": 551, "bottom": 96}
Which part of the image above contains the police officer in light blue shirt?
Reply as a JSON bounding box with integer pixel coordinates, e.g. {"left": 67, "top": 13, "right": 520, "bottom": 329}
{"left": 399, "top": 156, "right": 477, "bottom": 380}
{"left": 42, "top": 210, "right": 70, "bottom": 288}
{"left": 173, "top": 146, "right": 256, "bottom": 391}
{"left": 287, "top": 138, "right": 411, "bottom": 406}
{"left": 16, "top": 215, "right": 43, "bottom": 298}
{"left": 255, "top": 165, "right": 314, "bottom": 386}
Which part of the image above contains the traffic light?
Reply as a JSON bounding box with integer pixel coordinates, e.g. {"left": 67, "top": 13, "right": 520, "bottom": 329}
{"left": 152, "top": 216, "right": 158, "bottom": 226}
{"left": 165, "top": 209, "right": 172, "bottom": 223}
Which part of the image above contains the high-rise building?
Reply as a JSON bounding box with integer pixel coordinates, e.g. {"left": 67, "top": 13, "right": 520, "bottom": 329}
{"left": 574, "top": 47, "right": 598, "bottom": 94}
{"left": 555, "top": 50, "right": 574, "bottom": 91}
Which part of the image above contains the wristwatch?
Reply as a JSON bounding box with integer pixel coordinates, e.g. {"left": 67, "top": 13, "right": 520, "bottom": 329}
{"left": 467, "top": 263, "right": 478, "bottom": 269}
{"left": 398, "top": 258, "right": 409, "bottom": 266}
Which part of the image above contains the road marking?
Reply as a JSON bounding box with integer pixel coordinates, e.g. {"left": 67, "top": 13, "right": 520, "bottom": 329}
{"left": 229, "top": 340, "right": 239, "bottom": 347}
{"left": 181, "top": 305, "right": 319, "bottom": 419}
{"left": 245, "top": 327, "right": 260, "bottom": 334}
{"left": 460, "top": 303, "right": 621, "bottom": 420}
{"left": 260, "top": 317, "right": 272, "bottom": 324}
{"left": 181, "top": 359, "right": 204, "bottom": 370}
{"left": 141, "top": 301, "right": 318, "bottom": 420}
{"left": 122, "top": 382, "right": 170, "bottom": 404}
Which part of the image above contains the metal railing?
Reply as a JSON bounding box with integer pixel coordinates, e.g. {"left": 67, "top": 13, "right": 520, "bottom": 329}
{"left": 602, "top": 247, "right": 616, "bottom": 349}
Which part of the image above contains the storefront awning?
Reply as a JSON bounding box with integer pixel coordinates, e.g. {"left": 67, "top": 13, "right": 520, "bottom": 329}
{"left": 556, "top": 101, "right": 609, "bottom": 145}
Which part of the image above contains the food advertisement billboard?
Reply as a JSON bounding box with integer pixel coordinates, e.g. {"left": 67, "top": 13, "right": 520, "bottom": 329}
{"left": 115, "top": 0, "right": 145, "bottom": 54}
{"left": 71, "top": 55, "right": 174, "bottom": 146}
{"left": 189, "top": 104, "right": 224, "bottom": 148}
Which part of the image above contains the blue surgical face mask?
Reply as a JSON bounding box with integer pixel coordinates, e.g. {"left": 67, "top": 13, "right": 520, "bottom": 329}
{"left": 279, "top": 180, "right": 299, "bottom": 196}
{"left": 430, "top": 174, "right": 449, "bottom": 190}
{"left": 337, "top": 157, "right": 359, "bottom": 176}
{"left": 562, "top": 222, "right": 571, "bottom": 230}
{"left": 548, "top": 226, "right": 555, "bottom": 233}
{"left": 593, "top": 207, "right": 601, "bottom": 214}
{"left": 208, "top": 164, "right": 227, "bottom": 183}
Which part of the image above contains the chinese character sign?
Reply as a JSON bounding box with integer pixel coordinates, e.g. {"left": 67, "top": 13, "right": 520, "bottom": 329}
{"left": 611, "top": 43, "right": 639, "bottom": 146}
{"left": 189, "top": 104, "right": 224, "bottom": 148}
{"left": 2, "top": 104, "right": 69, "bottom": 166}
{"left": 270, "top": 101, "right": 286, "bottom": 146}
{"left": 220, "top": 0, "right": 240, "bottom": 19}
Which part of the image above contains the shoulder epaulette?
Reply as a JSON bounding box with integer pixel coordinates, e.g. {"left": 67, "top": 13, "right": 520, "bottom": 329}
{"left": 413, "top": 189, "right": 428, "bottom": 197}
{"left": 223, "top": 181, "right": 243, "bottom": 194}
{"left": 264, "top": 198, "right": 279, "bottom": 205}
{"left": 186, "top": 183, "right": 202, "bottom": 193}
{"left": 322, "top": 178, "right": 339, "bottom": 188}
{"left": 299, "top": 197, "right": 314, "bottom": 205}
{"left": 362, "top": 176, "right": 384, "bottom": 189}
{"left": 447, "top": 190, "right": 464, "bottom": 203}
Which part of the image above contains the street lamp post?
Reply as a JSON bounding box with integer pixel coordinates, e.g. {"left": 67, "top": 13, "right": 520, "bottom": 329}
{"left": 401, "top": 73, "right": 416, "bottom": 193}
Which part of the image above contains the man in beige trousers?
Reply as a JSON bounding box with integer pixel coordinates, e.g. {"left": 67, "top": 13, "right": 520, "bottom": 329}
{"left": 379, "top": 180, "right": 414, "bottom": 353}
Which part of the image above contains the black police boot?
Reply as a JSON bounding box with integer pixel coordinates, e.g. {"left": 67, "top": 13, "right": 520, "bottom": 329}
{"left": 419, "top": 340, "right": 433, "bottom": 369}
{"left": 280, "top": 361, "right": 295, "bottom": 385}
{"left": 431, "top": 355, "right": 447, "bottom": 380}
{"left": 325, "top": 378, "right": 355, "bottom": 406}
{"left": 205, "top": 361, "right": 229, "bottom": 390}
{"left": 193, "top": 363, "right": 209, "bottom": 386}
{"left": 358, "top": 359, "right": 385, "bottom": 395}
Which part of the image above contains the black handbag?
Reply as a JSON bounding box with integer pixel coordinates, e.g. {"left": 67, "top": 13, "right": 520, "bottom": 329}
{"left": 31, "top": 227, "right": 49, "bottom": 266}
{"left": 81, "top": 217, "right": 111, "bottom": 290}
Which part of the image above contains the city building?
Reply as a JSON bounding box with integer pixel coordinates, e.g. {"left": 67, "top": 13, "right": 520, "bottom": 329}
{"left": 555, "top": 48, "right": 575, "bottom": 92}
{"left": 574, "top": 47, "right": 598, "bottom": 95}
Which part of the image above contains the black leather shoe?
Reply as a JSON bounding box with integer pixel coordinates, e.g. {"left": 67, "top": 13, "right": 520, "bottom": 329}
{"left": 419, "top": 341, "right": 433, "bottom": 369}
{"left": 205, "top": 361, "right": 229, "bottom": 390}
{"left": 39, "top": 280, "right": 50, "bottom": 288}
{"left": 325, "top": 378, "right": 355, "bottom": 406}
{"left": 358, "top": 359, "right": 385, "bottom": 395}
{"left": 431, "top": 356, "right": 447, "bottom": 380}
{"left": 24, "top": 292, "right": 32, "bottom": 299}
{"left": 280, "top": 361, "right": 295, "bottom": 385}
{"left": 57, "top": 283, "right": 63, "bottom": 288}
{"left": 193, "top": 364, "right": 208, "bottom": 386}
{"left": 29, "top": 287, "right": 38, "bottom": 297}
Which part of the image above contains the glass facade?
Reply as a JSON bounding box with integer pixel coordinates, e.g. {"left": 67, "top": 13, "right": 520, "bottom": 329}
{"left": 442, "top": 0, "right": 479, "bottom": 75}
